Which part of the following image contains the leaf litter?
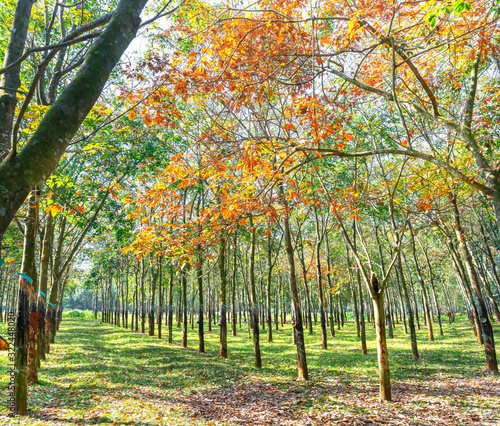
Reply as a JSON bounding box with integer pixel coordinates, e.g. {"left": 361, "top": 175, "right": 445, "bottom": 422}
{"left": 0, "top": 319, "right": 498, "bottom": 425}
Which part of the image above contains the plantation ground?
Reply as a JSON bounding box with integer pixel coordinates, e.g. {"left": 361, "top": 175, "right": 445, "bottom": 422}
{"left": 0, "top": 315, "right": 499, "bottom": 425}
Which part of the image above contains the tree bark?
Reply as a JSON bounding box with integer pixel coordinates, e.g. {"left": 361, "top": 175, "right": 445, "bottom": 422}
{"left": 0, "top": 0, "right": 149, "bottom": 240}
{"left": 371, "top": 276, "right": 391, "bottom": 401}
{"left": 182, "top": 266, "right": 188, "bottom": 348}
{"left": 314, "top": 207, "right": 327, "bottom": 349}
{"left": 168, "top": 266, "right": 173, "bottom": 343}
{"left": 249, "top": 222, "right": 261, "bottom": 368}
{"left": 0, "top": 0, "right": 36, "bottom": 159}
{"left": 266, "top": 233, "right": 273, "bottom": 342}
{"left": 451, "top": 197, "right": 498, "bottom": 373}
{"left": 279, "top": 183, "right": 308, "bottom": 380}
{"left": 197, "top": 247, "right": 205, "bottom": 353}
{"left": 408, "top": 223, "right": 434, "bottom": 341}
{"left": 149, "top": 265, "right": 158, "bottom": 337}
{"left": 219, "top": 236, "right": 228, "bottom": 358}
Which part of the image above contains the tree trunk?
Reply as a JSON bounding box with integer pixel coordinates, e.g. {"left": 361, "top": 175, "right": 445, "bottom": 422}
{"left": 422, "top": 246, "right": 444, "bottom": 336}
{"left": 0, "top": 0, "right": 36, "bottom": 159}
{"left": 168, "top": 266, "right": 173, "bottom": 343}
{"left": 14, "top": 190, "right": 39, "bottom": 412}
{"left": 182, "top": 266, "right": 188, "bottom": 348}
{"left": 157, "top": 260, "right": 162, "bottom": 339}
{"left": 232, "top": 236, "right": 238, "bottom": 336}
{"left": 279, "top": 184, "right": 308, "bottom": 380}
{"left": 396, "top": 251, "right": 419, "bottom": 360}
{"left": 249, "top": 222, "right": 261, "bottom": 368}
{"left": 408, "top": 223, "right": 434, "bottom": 341}
{"left": 149, "top": 265, "right": 158, "bottom": 337}
{"left": 372, "top": 281, "right": 391, "bottom": 401}
{"left": 197, "top": 247, "right": 205, "bottom": 352}
{"left": 0, "top": 0, "right": 149, "bottom": 240}
{"left": 14, "top": 278, "right": 30, "bottom": 414}
{"left": 314, "top": 207, "right": 327, "bottom": 349}
{"left": 219, "top": 237, "right": 228, "bottom": 357}
{"left": 266, "top": 233, "right": 273, "bottom": 342}
{"left": 451, "top": 197, "right": 498, "bottom": 373}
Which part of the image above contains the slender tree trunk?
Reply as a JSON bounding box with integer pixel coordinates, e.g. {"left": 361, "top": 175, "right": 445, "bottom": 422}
{"left": 408, "top": 223, "right": 434, "bottom": 341}
{"left": 266, "top": 233, "right": 273, "bottom": 342}
{"left": 0, "top": 0, "right": 36, "bottom": 159}
{"left": 314, "top": 207, "right": 327, "bottom": 349}
{"left": 141, "top": 262, "right": 145, "bottom": 334}
{"left": 371, "top": 278, "right": 391, "bottom": 401}
{"left": 157, "top": 260, "right": 162, "bottom": 339}
{"left": 149, "top": 264, "right": 158, "bottom": 337}
{"left": 249, "top": 222, "right": 261, "bottom": 368}
{"left": 451, "top": 197, "right": 498, "bottom": 373}
{"left": 134, "top": 269, "right": 139, "bottom": 332}
{"left": 15, "top": 191, "right": 39, "bottom": 413}
{"left": 325, "top": 234, "right": 336, "bottom": 338}
{"left": 219, "top": 237, "right": 228, "bottom": 357}
{"left": 279, "top": 184, "right": 308, "bottom": 380}
{"left": 182, "top": 266, "right": 188, "bottom": 348}
{"left": 168, "top": 266, "right": 173, "bottom": 344}
{"left": 14, "top": 277, "right": 30, "bottom": 414}
{"left": 38, "top": 213, "right": 53, "bottom": 359}
{"left": 197, "top": 247, "right": 204, "bottom": 353}
{"left": 447, "top": 234, "right": 483, "bottom": 343}
{"left": 397, "top": 252, "right": 419, "bottom": 360}
{"left": 421, "top": 243, "right": 444, "bottom": 336}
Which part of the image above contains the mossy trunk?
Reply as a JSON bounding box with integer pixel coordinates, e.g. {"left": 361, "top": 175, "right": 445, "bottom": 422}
{"left": 44, "top": 306, "right": 52, "bottom": 355}
{"left": 16, "top": 190, "right": 38, "bottom": 408}
{"left": 0, "top": 0, "right": 149, "bottom": 237}
{"left": 36, "top": 296, "right": 46, "bottom": 363}
{"left": 14, "top": 279, "right": 30, "bottom": 414}
{"left": 27, "top": 292, "right": 39, "bottom": 384}
{"left": 0, "top": 0, "right": 36, "bottom": 158}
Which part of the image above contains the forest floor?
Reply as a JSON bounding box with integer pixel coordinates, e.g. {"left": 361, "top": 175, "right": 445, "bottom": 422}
{"left": 0, "top": 314, "right": 499, "bottom": 425}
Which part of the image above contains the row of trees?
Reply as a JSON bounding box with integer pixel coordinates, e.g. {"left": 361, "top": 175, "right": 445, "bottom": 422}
{"left": 0, "top": 0, "right": 499, "bottom": 414}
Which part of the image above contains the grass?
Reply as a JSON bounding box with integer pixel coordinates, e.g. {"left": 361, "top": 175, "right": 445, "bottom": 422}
{"left": 0, "top": 313, "right": 499, "bottom": 425}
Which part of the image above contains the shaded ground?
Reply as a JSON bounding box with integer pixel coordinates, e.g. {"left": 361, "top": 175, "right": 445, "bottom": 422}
{"left": 0, "top": 316, "right": 499, "bottom": 425}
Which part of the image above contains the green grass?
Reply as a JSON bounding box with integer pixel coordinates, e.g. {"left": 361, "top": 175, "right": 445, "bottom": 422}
{"left": 0, "top": 314, "right": 499, "bottom": 425}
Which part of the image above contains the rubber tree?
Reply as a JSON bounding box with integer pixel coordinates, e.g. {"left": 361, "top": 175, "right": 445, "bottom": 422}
{"left": 218, "top": 235, "right": 228, "bottom": 358}
{"left": 14, "top": 190, "right": 38, "bottom": 413}
{"left": 0, "top": 0, "right": 150, "bottom": 249}
{"left": 313, "top": 205, "right": 328, "bottom": 349}
{"left": 0, "top": 0, "right": 37, "bottom": 160}
{"left": 408, "top": 222, "right": 434, "bottom": 342}
{"left": 278, "top": 182, "right": 308, "bottom": 380}
{"left": 197, "top": 245, "right": 205, "bottom": 353}
{"left": 450, "top": 197, "right": 498, "bottom": 373}
{"left": 338, "top": 215, "right": 402, "bottom": 402}
{"left": 249, "top": 219, "right": 262, "bottom": 368}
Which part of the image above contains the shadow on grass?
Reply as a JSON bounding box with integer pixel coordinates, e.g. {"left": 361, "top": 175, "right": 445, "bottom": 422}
{"left": 1, "top": 315, "right": 498, "bottom": 425}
